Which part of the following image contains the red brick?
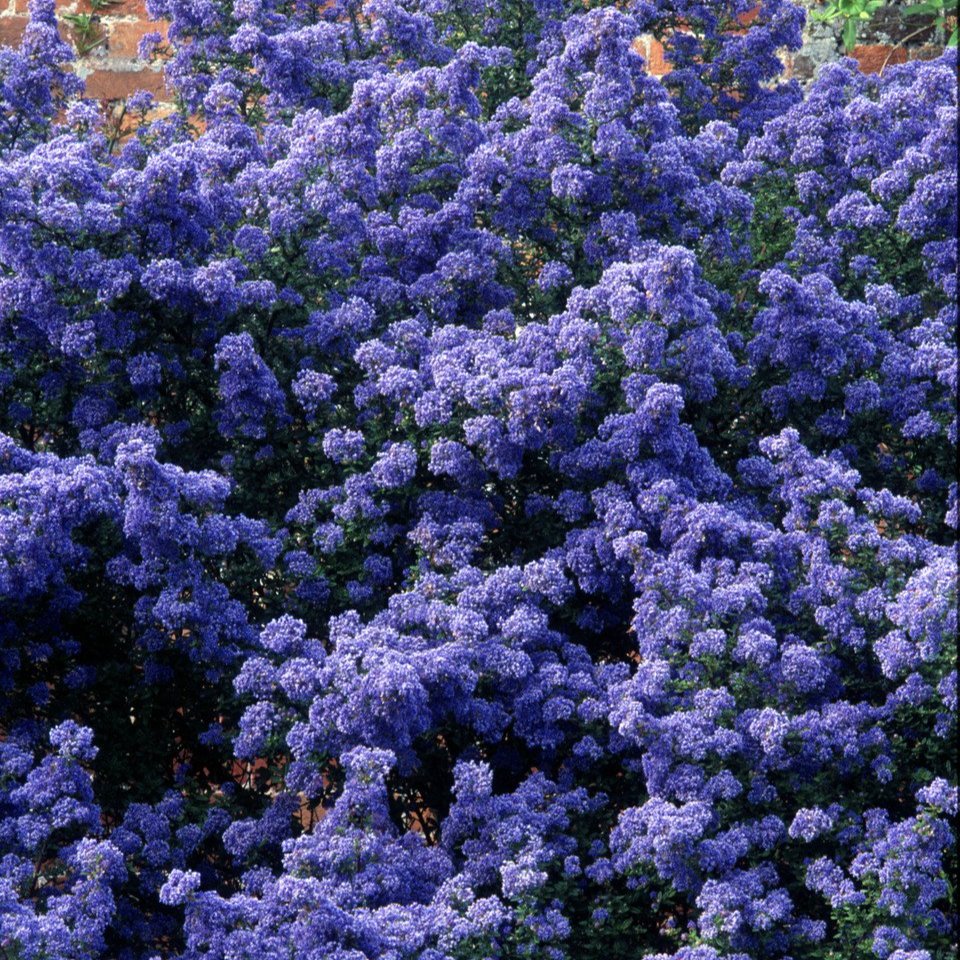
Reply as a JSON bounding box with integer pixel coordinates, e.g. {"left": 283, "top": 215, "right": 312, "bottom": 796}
{"left": 82, "top": 66, "right": 167, "bottom": 100}
{"left": 76, "top": 0, "right": 151, "bottom": 15}
{"left": 852, "top": 43, "right": 907, "bottom": 74}
{"left": 646, "top": 38, "right": 672, "bottom": 76}
{"left": 108, "top": 18, "right": 165, "bottom": 58}
{"left": 727, "top": 4, "right": 761, "bottom": 35}
{"left": 0, "top": 15, "right": 28, "bottom": 46}
{"left": 38, "top": 0, "right": 83, "bottom": 11}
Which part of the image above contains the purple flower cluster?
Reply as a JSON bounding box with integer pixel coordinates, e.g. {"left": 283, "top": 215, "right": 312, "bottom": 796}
{"left": 0, "top": 0, "right": 955, "bottom": 957}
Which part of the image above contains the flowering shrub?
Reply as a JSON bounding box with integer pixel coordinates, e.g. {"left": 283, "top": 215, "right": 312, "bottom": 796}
{"left": 0, "top": 0, "right": 956, "bottom": 957}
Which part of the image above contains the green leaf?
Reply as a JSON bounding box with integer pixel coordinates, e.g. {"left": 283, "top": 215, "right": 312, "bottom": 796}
{"left": 843, "top": 17, "right": 858, "bottom": 50}
{"left": 949, "top": 25, "right": 959, "bottom": 46}
{"left": 817, "top": 3, "right": 843, "bottom": 20}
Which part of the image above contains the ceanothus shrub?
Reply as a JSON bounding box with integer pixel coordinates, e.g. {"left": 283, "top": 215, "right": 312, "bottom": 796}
{"left": 0, "top": 0, "right": 955, "bottom": 957}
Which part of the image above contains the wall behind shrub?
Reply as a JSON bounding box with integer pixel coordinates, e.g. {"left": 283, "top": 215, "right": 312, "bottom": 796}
{"left": 0, "top": 0, "right": 953, "bottom": 104}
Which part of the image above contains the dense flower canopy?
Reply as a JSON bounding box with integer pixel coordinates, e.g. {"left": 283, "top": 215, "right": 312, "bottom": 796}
{"left": 0, "top": 0, "right": 956, "bottom": 957}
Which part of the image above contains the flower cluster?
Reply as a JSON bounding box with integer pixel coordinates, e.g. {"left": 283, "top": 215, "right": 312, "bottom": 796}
{"left": 0, "top": 0, "right": 955, "bottom": 957}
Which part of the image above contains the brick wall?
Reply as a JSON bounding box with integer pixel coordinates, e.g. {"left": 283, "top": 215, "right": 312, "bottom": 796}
{"left": 784, "top": 1, "right": 951, "bottom": 80}
{"left": 0, "top": 0, "right": 167, "bottom": 101}
{"left": 634, "top": 2, "right": 951, "bottom": 83}
{"left": 0, "top": 1, "right": 953, "bottom": 105}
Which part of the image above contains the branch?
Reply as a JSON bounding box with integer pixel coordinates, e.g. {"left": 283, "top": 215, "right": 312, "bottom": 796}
{"left": 878, "top": 23, "right": 935, "bottom": 75}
